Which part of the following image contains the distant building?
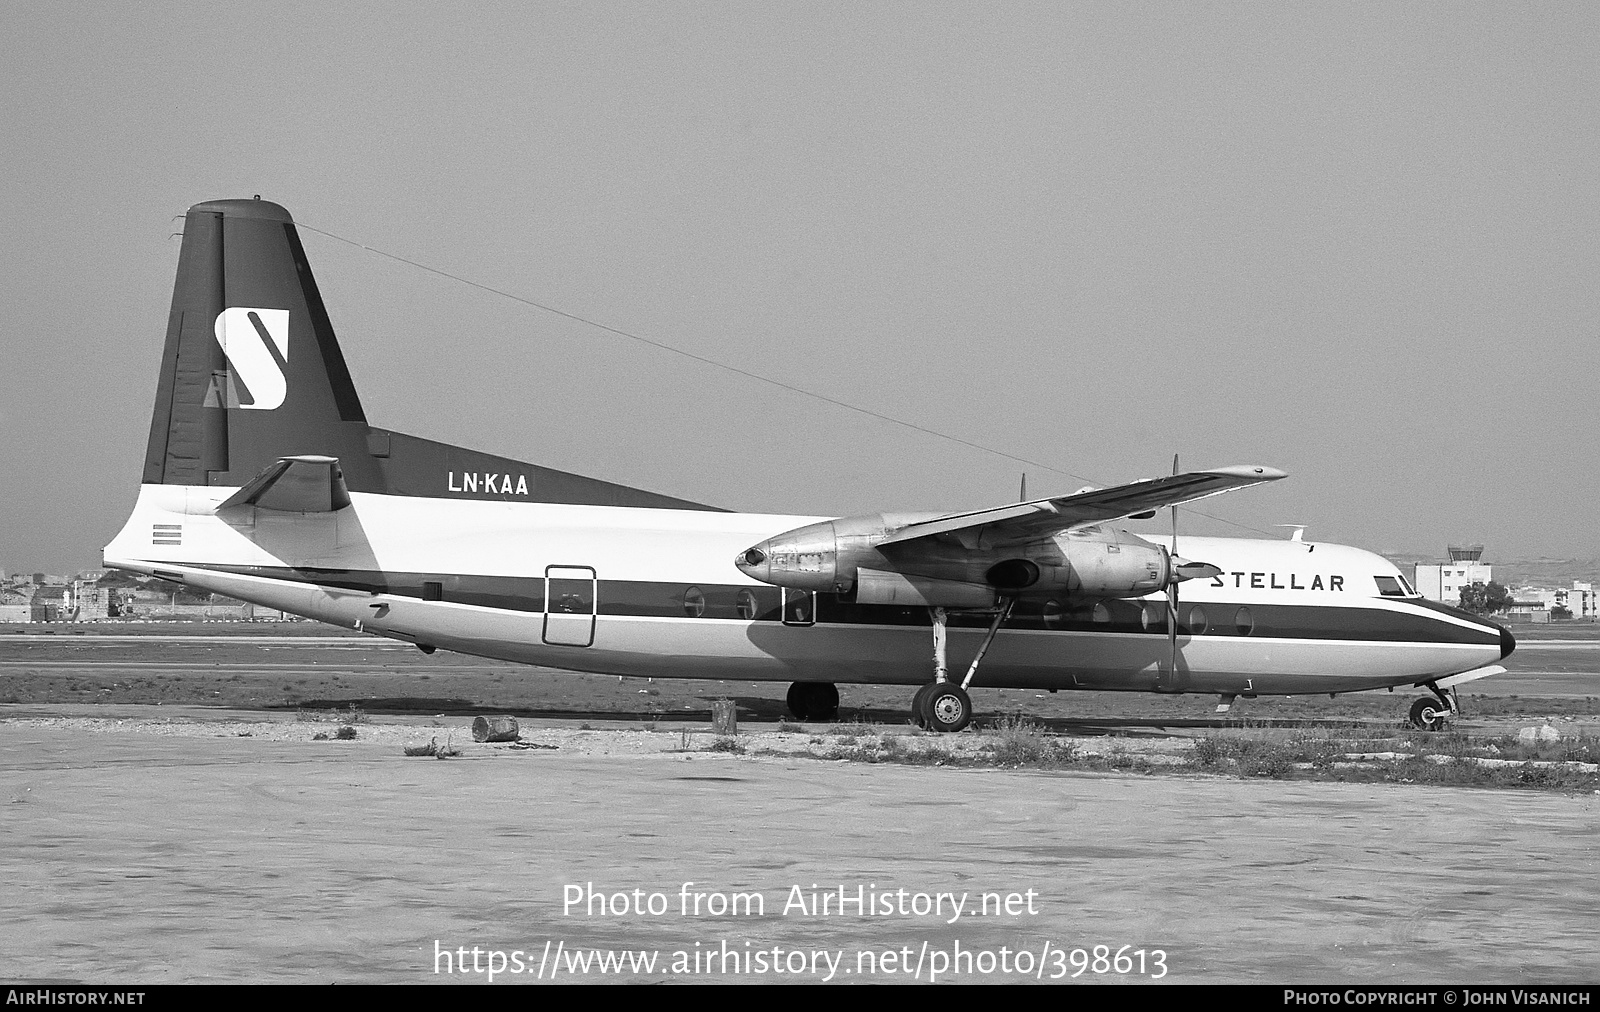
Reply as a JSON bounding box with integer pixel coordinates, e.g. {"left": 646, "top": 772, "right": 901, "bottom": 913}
{"left": 1413, "top": 545, "right": 1492, "bottom": 606}
{"left": 1564, "top": 581, "right": 1596, "bottom": 619}
{"left": 1508, "top": 581, "right": 1596, "bottom": 622}
{"left": 22, "top": 586, "right": 67, "bottom": 622}
{"left": 63, "top": 579, "right": 117, "bottom": 621}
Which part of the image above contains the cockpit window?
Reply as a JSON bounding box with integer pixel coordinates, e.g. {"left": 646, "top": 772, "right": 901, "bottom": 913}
{"left": 1397, "top": 574, "right": 1416, "bottom": 596}
{"left": 1374, "top": 576, "right": 1407, "bottom": 597}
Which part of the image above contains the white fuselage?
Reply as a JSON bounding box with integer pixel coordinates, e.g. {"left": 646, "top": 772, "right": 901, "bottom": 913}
{"left": 104, "top": 484, "right": 1508, "bottom": 696}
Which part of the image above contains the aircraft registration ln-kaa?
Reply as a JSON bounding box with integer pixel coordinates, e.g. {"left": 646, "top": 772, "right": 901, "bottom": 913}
{"left": 105, "top": 197, "right": 1515, "bottom": 732}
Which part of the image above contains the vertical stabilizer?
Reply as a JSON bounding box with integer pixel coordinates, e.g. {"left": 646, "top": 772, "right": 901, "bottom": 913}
{"left": 143, "top": 198, "right": 371, "bottom": 488}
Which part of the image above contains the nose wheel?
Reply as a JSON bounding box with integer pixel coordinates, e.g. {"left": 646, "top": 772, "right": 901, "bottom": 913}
{"left": 1408, "top": 683, "right": 1458, "bottom": 731}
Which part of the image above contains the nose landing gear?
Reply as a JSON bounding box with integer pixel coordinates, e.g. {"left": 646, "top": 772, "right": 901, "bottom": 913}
{"left": 1408, "top": 682, "right": 1459, "bottom": 731}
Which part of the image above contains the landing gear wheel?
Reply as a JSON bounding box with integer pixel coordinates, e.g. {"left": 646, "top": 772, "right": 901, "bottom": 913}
{"left": 786, "top": 681, "right": 839, "bottom": 722}
{"left": 813, "top": 682, "right": 839, "bottom": 721}
{"left": 1409, "top": 696, "right": 1448, "bottom": 731}
{"left": 911, "top": 683, "right": 939, "bottom": 729}
{"left": 923, "top": 684, "right": 973, "bottom": 734}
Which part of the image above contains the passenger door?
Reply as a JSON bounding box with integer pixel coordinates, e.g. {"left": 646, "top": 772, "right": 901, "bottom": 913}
{"left": 543, "top": 565, "right": 597, "bottom": 646}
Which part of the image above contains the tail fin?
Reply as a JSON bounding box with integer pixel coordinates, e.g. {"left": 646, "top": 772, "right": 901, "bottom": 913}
{"left": 143, "top": 198, "right": 367, "bottom": 488}
{"left": 142, "top": 197, "right": 715, "bottom": 510}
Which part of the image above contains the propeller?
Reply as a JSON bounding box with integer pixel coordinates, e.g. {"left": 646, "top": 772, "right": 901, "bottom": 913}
{"left": 1162, "top": 454, "right": 1224, "bottom": 684}
{"left": 1167, "top": 455, "right": 1179, "bottom": 684}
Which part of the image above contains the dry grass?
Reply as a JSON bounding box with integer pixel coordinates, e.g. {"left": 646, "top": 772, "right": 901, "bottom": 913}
{"left": 983, "top": 713, "right": 1079, "bottom": 767}
{"left": 296, "top": 704, "right": 370, "bottom": 725}
{"left": 794, "top": 720, "right": 1599, "bottom": 793}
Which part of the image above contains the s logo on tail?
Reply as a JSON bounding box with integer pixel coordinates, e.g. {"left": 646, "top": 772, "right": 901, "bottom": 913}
{"left": 204, "top": 308, "right": 290, "bottom": 410}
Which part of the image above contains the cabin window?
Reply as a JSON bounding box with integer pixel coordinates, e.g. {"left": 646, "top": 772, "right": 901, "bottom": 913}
{"left": 682, "top": 586, "right": 706, "bottom": 618}
{"left": 1043, "top": 600, "right": 1064, "bottom": 630}
{"left": 1141, "top": 602, "right": 1165, "bottom": 632}
{"left": 1092, "top": 602, "right": 1111, "bottom": 624}
{"left": 1374, "top": 576, "right": 1407, "bottom": 597}
{"left": 736, "top": 589, "right": 758, "bottom": 620}
{"left": 1186, "top": 604, "right": 1208, "bottom": 634}
{"left": 782, "top": 589, "right": 815, "bottom": 626}
{"left": 1234, "top": 606, "right": 1254, "bottom": 636}
{"left": 422, "top": 581, "right": 443, "bottom": 602}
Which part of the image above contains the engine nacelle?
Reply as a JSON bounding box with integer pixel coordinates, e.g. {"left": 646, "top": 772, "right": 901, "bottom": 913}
{"left": 736, "top": 516, "right": 1171, "bottom": 601}
{"left": 854, "top": 568, "right": 996, "bottom": 608}
{"left": 1049, "top": 529, "right": 1170, "bottom": 597}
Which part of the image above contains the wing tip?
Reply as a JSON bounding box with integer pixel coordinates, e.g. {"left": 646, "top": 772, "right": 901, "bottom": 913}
{"left": 1205, "top": 464, "right": 1288, "bottom": 481}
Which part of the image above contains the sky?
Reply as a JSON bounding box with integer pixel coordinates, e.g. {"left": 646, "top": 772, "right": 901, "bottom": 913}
{"left": 2, "top": 2, "right": 1597, "bottom": 574}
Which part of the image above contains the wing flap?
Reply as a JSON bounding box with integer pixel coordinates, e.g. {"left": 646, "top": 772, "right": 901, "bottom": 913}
{"left": 879, "top": 465, "right": 1286, "bottom": 546}
{"left": 217, "top": 455, "right": 352, "bottom": 513}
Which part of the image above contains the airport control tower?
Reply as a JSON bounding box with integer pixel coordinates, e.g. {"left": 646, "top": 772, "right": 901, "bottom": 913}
{"left": 1413, "top": 545, "right": 1491, "bottom": 604}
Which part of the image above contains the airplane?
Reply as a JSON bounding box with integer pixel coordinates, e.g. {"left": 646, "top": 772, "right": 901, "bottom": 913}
{"left": 103, "top": 197, "right": 1515, "bottom": 733}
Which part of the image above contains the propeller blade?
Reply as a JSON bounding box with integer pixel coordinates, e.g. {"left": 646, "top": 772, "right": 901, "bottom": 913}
{"left": 1173, "top": 559, "right": 1223, "bottom": 582}
{"left": 1166, "top": 581, "right": 1178, "bottom": 680}
{"left": 1167, "top": 454, "right": 1180, "bottom": 682}
{"left": 1169, "top": 453, "right": 1179, "bottom": 555}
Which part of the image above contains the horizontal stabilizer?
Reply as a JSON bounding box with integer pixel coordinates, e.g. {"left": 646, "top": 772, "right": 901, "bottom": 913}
{"left": 218, "top": 455, "right": 351, "bottom": 512}
{"left": 880, "top": 465, "right": 1287, "bottom": 547}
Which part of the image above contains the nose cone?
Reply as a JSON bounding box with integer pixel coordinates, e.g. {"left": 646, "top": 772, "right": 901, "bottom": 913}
{"left": 1500, "top": 624, "right": 1516, "bottom": 660}
{"left": 735, "top": 544, "right": 770, "bottom": 581}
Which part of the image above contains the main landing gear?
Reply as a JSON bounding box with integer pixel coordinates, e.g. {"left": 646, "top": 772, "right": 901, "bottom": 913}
{"left": 786, "top": 681, "right": 839, "bottom": 722}
{"left": 1408, "top": 682, "right": 1458, "bottom": 731}
{"left": 912, "top": 601, "right": 1015, "bottom": 733}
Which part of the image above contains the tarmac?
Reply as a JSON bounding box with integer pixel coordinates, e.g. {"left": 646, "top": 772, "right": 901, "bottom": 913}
{"left": 2, "top": 711, "right": 1598, "bottom": 985}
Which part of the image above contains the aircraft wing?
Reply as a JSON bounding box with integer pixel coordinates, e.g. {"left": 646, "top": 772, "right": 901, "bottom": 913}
{"left": 217, "top": 455, "right": 352, "bottom": 512}
{"left": 878, "top": 465, "right": 1286, "bottom": 547}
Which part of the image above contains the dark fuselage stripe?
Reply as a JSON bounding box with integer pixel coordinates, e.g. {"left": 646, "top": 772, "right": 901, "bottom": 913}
{"left": 181, "top": 563, "right": 1503, "bottom": 646}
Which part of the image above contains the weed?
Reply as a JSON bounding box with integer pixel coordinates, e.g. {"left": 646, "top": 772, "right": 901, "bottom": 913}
{"left": 776, "top": 722, "right": 804, "bottom": 733}
{"left": 823, "top": 740, "right": 891, "bottom": 763}
{"left": 835, "top": 716, "right": 878, "bottom": 741}
{"left": 1237, "top": 745, "right": 1293, "bottom": 779}
{"left": 296, "top": 704, "right": 370, "bottom": 724}
{"left": 1192, "top": 736, "right": 1226, "bottom": 766}
{"left": 708, "top": 736, "right": 745, "bottom": 754}
{"left": 980, "top": 714, "right": 1077, "bottom": 767}
{"left": 988, "top": 715, "right": 1059, "bottom": 766}
{"left": 901, "top": 741, "right": 954, "bottom": 766}
{"left": 334, "top": 725, "right": 357, "bottom": 740}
